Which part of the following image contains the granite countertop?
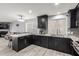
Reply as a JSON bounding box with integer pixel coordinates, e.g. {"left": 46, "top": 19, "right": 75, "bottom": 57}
{"left": 10, "top": 33, "right": 30, "bottom": 37}
{"left": 10, "top": 33, "right": 79, "bottom": 41}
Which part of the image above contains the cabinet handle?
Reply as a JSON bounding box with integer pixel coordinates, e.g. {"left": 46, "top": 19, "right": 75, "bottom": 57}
{"left": 25, "top": 40, "right": 27, "bottom": 44}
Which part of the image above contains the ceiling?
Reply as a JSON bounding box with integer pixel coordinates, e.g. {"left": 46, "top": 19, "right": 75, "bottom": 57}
{"left": 0, "top": 3, "right": 77, "bottom": 22}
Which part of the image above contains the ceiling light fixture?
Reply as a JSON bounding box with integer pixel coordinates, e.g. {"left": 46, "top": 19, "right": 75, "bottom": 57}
{"left": 54, "top": 3, "right": 59, "bottom": 5}
{"left": 29, "top": 10, "right": 32, "bottom": 14}
{"left": 17, "top": 15, "right": 24, "bottom": 22}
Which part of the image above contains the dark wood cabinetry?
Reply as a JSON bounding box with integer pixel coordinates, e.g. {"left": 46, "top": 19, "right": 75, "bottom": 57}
{"left": 48, "top": 37, "right": 71, "bottom": 54}
{"left": 12, "top": 35, "right": 31, "bottom": 52}
{"left": 41, "top": 36, "right": 48, "bottom": 48}
{"left": 38, "top": 15, "right": 48, "bottom": 29}
{"left": 48, "top": 37, "right": 56, "bottom": 50}
{"left": 69, "top": 3, "right": 79, "bottom": 28}
{"left": 54, "top": 38, "right": 71, "bottom": 54}
{"left": 33, "top": 35, "right": 41, "bottom": 46}
{"left": 33, "top": 35, "right": 48, "bottom": 48}
{"left": 12, "top": 35, "right": 75, "bottom": 55}
{"left": 18, "top": 36, "right": 26, "bottom": 50}
{"left": 32, "top": 35, "right": 72, "bottom": 54}
{"left": 76, "top": 4, "right": 79, "bottom": 27}
{"left": 69, "top": 9, "right": 77, "bottom": 28}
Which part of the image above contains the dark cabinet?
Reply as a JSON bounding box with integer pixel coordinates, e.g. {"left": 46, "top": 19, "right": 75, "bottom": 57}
{"left": 25, "top": 36, "right": 31, "bottom": 46}
{"left": 38, "top": 15, "right": 48, "bottom": 29}
{"left": 76, "top": 4, "right": 79, "bottom": 28}
{"left": 69, "top": 9, "right": 77, "bottom": 28}
{"left": 12, "top": 35, "right": 73, "bottom": 55}
{"left": 33, "top": 35, "right": 41, "bottom": 46}
{"left": 55, "top": 38, "right": 71, "bottom": 54}
{"left": 33, "top": 35, "right": 48, "bottom": 48}
{"left": 48, "top": 37, "right": 55, "bottom": 49}
{"left": 68, "top": 3, "right": 79, "bottom": 28}
{"left": 18, "top": 36, "right": 26, "bottom": 51}
{"left": 41, "top": 36, "right": 48, "bottom": 48}
{"left": 12, "top": 36, "right": 31, "bottom": 52}
{"left": 32, "top": 35, "right": 72, "bottom": 54}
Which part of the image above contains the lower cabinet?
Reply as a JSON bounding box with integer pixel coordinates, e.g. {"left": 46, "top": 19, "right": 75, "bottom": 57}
{"left": 41, "top": 36, "right": 48, "bottom": 48}
{"left": 12, "top": 36, "right": 31, "bottom": 52}
{"left": 48, "top": 37, "right": 55, "bottom": 49}
{"left": 25, "top": 36, "right": 31, "bottom": 46}
{"left": 33, "top": 35, "right": 41, "bottom": 46}
{"left": 33, "top": 35, "right": 72, "bottom": 54}
{"left": 33, "top": 35, "right": 48, "bottom": 48}
{"left": 54, "top": 38, "right": 71, "bottom": 54}
{"left": 12, "top": 35, "right": 73, "bottom": 55}
{"left": 18, "top": 36, "right": 26, "bottom": 50}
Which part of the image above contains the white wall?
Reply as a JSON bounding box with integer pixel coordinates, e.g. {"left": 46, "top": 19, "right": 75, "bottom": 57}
{"left": 25, "top": 18, "right": 38, "bottom": 34}
{"left": 10, "top": 21, "right": 26, "bottom": 32}
{"left": 9, "top": 14, "right": 69, "bottom": 35}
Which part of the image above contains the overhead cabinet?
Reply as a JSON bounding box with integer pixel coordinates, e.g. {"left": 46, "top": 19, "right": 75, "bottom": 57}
{"left": 68, "top": 3, "right": 79, "bottom": 28}
{"left": 69, "top": 9, "right": 77, "bottom": 28}
{"left": 38, "top": 15, "right": 48, "bottom": 29}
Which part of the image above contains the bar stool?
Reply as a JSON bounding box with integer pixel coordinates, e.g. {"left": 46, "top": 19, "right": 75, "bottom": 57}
{"left": 8, "top": 37, "right": 13, "bottom": 49}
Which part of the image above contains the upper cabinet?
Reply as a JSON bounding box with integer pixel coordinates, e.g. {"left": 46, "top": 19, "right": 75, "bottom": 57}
{"left": 37, "top": 15, "right": 48, "bottom": 30}
{"left": 68, "top": 3, "right": 79, "bottom": 28}
{"left": 68, "top": 8, "right": 77, "bottom": 28}
{"left": 76, "top": 4, "right": 79, "bottom": 28}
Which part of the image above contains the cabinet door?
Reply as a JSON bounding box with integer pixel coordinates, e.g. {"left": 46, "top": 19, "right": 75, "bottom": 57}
{"left": 25, "top": 36, "right": 31, "bottom": 46}
{"left": 18, "top": 36, "right": 26, "bottom": 50}
{"left": 38, "top": 15, "right": 48, "bottom": 29}
{"left": 48, "top": 37, "right": 55, "bottom": 49}
{"left": 41, "top": 36, "right": 48, "bottom": 48}
{"left": 70, "top": 9, "right": 77, "bottom": 28}
{"left": 33, "top": 35, "right": 41, "bottom": 46}
{"left": 55, "top": 38, "right": 71, "bottom": 54}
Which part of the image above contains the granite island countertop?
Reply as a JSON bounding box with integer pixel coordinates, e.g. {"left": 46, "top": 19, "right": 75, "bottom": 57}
{"left": 10, "top": 33, "right": 31, "bottom": 37}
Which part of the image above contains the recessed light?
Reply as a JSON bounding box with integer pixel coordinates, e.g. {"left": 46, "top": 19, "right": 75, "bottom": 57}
{"left": 29, "top": 10, "right": 32, "bottom": 14}
{"left": 54, "top": 3, "right": 59, "bottom": 5}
